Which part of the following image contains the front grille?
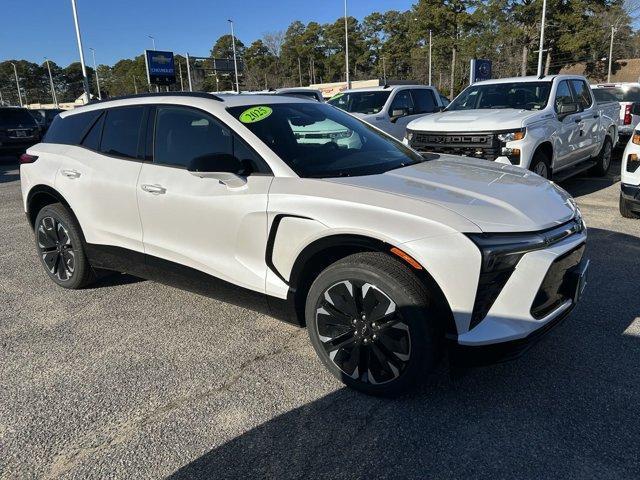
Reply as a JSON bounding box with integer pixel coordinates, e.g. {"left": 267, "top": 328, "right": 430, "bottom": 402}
{"left": 531, "top": 244, "right": 586, "bottom": 319}
{"left": 410, "top": 131, "right": 502, "bottom": 160}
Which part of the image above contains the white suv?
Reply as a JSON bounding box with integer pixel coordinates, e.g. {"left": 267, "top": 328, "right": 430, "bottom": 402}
{"left": 20, "top": 92, "right": 588, "bottom": 395}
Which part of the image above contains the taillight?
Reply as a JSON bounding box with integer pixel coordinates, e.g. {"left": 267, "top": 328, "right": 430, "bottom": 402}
{"left": 624, "top": 104, "right": 633, "bottom": 125}
{"left": 19, "top": 153, "right": 38, "bottom": 164}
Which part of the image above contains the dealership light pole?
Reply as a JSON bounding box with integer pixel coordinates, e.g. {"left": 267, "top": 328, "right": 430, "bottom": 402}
{"left": 536, "top": 0, "right": 547, "bottom": 77}
{"left": 428, "top": 30, "right": 432, "bottom": 86}
{"left": 89, "top": 48, "right": 102, "bottom": 100}
{"left": 344, "top": 0, "right": 351, "bottom": 88}
{"left": 10, "top": 62, "right": 22, "bottom": 107}
{"left": 70, "top": 0, "right": 91, "bottom": 102}
{"left": 228, "top": 20, "right": 240, "bottom": 93}
{"left": 44, "top": 58, "right": 59, "bottom": 107}
{"left": 148, "top": 35, "right": 156, "bottom": 50}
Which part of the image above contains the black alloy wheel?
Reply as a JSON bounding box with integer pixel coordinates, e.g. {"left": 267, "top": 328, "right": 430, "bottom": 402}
{"left": 34, "top": 203, "right": 95, "bottom": 289}
{"left": 315, "top": 280, "right": 411, "bottom": 385}
{"left": 37, "top": 216, "right": 75, "bottom": 282}
{"left": 306, "top": 252, "right": 441, "bottom": 396}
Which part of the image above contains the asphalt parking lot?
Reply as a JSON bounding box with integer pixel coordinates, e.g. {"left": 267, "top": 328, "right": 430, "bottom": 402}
{"left": 1, "top": 154, "right": 639, "bottom": 479}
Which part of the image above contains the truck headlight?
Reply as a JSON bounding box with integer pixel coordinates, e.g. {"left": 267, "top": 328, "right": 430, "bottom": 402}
{"left": 497, "top": 129, "right": 526, "bottom": 143}
{"left": 405, "top": 130, "right": 415, "bottom": 142}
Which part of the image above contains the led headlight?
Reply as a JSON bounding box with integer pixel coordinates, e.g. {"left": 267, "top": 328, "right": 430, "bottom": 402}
{"left": 497, "top": 129, "right": 526, "bottom": 143}
{"left": 467, "top": 232, "right": 546, "bottom": 273}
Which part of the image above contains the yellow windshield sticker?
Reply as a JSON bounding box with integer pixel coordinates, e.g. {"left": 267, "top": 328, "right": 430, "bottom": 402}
{"left": 239, "top": 106, "right": 273, "bottom": 123}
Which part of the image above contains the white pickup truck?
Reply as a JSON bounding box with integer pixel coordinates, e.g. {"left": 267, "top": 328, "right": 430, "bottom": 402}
{"left": 405, "top": 75, "right": 620, "bottom": 181}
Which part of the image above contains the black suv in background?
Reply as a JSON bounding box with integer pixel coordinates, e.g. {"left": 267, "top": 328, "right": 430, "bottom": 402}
{"left": 30, "top": 108, "right": 64, "bottom": 133}
{"left": 0, "top": 107, "right": 41, "bottom": 157}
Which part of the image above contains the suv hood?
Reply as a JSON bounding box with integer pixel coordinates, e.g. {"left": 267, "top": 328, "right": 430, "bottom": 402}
{"left": 407, "top": 109, "right": 540, "bottom": 132}
{"left": 326, "top": 155, "right": 576, "bottom": 232}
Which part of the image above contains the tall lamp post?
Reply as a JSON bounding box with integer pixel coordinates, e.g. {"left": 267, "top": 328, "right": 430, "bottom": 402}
{"left": 70, "top": 0, "right": 91, "bottom": 102}
{"left": 44, "top": 58, "right": 59, "bottom": 107}
{"left": 228, "top": 19, "right": 240, "bottom": 93}
{"left": 148, "top": 35, "right": 156, "bottom": 50}
{"left": 10, "top": 62, "right": 22, "bottom": 107}
{"left": 536, "top": 0, "right": 548, "bottom": 77}
{"left": 89, "top": 48, "right": 102, "bottom": 100}
{"left": 344, "top": 0, "right": 351, "bottom": 89}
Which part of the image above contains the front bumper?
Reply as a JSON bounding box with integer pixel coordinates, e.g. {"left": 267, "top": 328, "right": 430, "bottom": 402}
{"left": 621, "top": 183, "right": 640, "bottom": 210}
{"left": 449, "top": 222, "right": 587, "bottom": 365}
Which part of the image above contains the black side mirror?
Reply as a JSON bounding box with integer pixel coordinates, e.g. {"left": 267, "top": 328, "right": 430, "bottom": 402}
{"left": 558, "top": 102, "right": 579, "bottom": 119}
{"left": 390, "top": 108, "right": 409, "bottom": 123}
{"left": 187, "top": 153, "right": 244, "bottom": 174}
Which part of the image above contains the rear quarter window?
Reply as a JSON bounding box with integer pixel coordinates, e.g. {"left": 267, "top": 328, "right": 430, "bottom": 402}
{"left": 44, "top": 110, "right": 103, "bottom": 145}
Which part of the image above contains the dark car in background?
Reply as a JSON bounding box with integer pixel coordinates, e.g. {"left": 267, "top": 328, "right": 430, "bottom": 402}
{"left": 0, "top": 107, "right": 41, "bottom": 158}
{"left": 30, "top": 108, "right": 64, "bottom": 133}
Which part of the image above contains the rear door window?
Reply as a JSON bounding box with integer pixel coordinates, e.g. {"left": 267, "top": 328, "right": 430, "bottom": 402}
{"left": 100, "top": 107, "right": 144, "bottom": 159}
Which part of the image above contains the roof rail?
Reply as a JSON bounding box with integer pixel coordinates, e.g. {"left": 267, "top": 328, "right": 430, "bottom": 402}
{"left": 93, "top": 91, "right": 224, "bottom": 103}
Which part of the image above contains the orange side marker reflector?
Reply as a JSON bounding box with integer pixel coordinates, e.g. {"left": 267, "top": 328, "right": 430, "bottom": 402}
{"left": 390, "top": 247, "right": 423, "bottom": 270}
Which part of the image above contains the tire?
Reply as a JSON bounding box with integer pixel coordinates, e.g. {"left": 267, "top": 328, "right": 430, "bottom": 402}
{"left": 34, "top": 203, "right": 96, "bottom": 289}
{"left": 530, "top": 150, "right": 551, "bottom": 180}
{"left": 305, "top": 252, "right": 441, "bottom": 396}
{"left": 591, "top": 136, "right": 613, "bottom": 177}
{"left": 620, "top": 192, "right": 640, "bottom": 219}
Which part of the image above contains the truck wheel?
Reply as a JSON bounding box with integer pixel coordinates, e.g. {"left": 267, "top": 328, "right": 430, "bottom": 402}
{"left": 530, "top": 151, "right": 551, "bottom": 180}
{"left": 305, "top": 252, "right": 442, "bottom": 396}
{"left": 591, "top": 137, "right": 613, "bottom": 177}
{"left": 34, "top": 203, "right": 96, "bottom": 289}
{"left": 620, "top": 193, "right": 640, "bottom": 218}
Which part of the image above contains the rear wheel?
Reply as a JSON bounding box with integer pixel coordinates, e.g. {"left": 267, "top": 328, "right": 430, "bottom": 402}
{"left": 591, "top": 136, "right": 613, "bottom": 177}
{"left": 34, "top": 203, "right": 96, "bottom": 289}
{"left": 530, "top": 150, "right": 551, "bottom": 180}
{"left": 620, "top": 192, "right": 640, "bottom": 219}
{"left": 305, "top": 252, "right": 441, "bottom": 396}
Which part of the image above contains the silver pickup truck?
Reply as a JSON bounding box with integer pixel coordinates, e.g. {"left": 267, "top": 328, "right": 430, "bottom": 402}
{"left": 405, "top": 75, "right": 620, "bottom": 181}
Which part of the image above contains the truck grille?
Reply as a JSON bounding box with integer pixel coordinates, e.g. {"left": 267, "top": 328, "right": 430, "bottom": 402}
{"left": 410, "top": 131, "right": 502, "bottom": 160}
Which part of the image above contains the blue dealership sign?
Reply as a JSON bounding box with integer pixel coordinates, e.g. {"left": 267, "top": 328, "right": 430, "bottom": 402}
{"left": 470, "top": 59, "right": 492, "bottom": 83}
{"left": 145, "top": 50, "right": 176, "bottom": 85}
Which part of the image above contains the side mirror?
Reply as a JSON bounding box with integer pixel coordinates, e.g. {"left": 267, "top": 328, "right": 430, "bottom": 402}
{"left": 558, "top": 102, "right": 579, "bottom": 118}
{"left": 187, "top": 153, "right": 247, "bottom": 188}
{"left": 390, "top": 108, "right": 409, "bottom": 123}
{"left": 632, "top": 103, "right": 640, "bottom": 115}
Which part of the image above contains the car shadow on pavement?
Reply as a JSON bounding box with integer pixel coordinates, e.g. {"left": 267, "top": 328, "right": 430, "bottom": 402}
{"left": 0, "top": 160, "right": 19, "bottom": 184}
{"left": 169, "top": 227, "right": 640, "bottom": 479}
{"left": 559, "top": 158, "right": 621, "bottom": 198}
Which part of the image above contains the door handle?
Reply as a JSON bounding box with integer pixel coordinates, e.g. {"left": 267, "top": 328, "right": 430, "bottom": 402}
{"left": 141, "top": 184, "right": 167, "bottom": 195}
{"left": 61, "top": 169, "right": 81, "bottom": 179}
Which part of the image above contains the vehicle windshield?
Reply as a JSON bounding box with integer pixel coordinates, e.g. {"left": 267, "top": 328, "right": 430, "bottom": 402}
{"left": 596, "top": 86, "right": 640, "bottom": 102}
{"left": 447, "top": 82, "right": 552, "bottom": 111}
{"left": 0, "top": 108, "right": 38, "bottom": 128}
{"left": 227, "top": 102, "right": 423, "bottom": 178}
{"left": 327, "top": 91, "right": 391, "bottom": 114}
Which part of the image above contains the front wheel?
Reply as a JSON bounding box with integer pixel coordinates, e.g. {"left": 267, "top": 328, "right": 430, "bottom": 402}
{"left": 530, "top": 151, "right": 552, "bottom": 180}
{"left": 305, "top": 252, "right": 441, "bottom": 396}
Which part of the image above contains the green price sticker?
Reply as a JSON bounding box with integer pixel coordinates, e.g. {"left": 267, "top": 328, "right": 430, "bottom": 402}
{"left": 330, "top": 93, "right": 344, "bottom": 101}
{"left": 239, "top": 106, "right": 273, "bottom": 123}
